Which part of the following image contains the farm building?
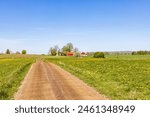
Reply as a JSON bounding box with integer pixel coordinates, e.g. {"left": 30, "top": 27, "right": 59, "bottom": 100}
{"left": 67, "top": 52, "right": 74, "bottom": 56}
{"left": 80, "top": 52, "right": 87, "bottom": 56}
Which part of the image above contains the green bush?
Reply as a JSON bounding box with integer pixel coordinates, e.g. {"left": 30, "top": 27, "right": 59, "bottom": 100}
{"left": 93, "top": 52, "right": 105, "bottom": 58}
{"left": 22, "top": 50, "right": 27, "bottom": 54}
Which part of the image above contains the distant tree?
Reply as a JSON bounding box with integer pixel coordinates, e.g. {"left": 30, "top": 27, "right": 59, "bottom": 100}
{"left": 49, "top": 43, "right": 75, "bottom": 56}
{"left": 61, "top": 43, "right": 74, "bottom": 56}
{"left": 5, "top": 49, "right": 10, "bottom": 54}
{"left": 54, "top": 45, "right": 59, "bottom": 56}
{"left": 132, "top": 50, "right": 150, "bottom": 55}
{"left": 93, "top": 52, "right": 105, "bottom": 58}
{"left": 48, "top": 45, "right": 60, "bottom": 56}
{"left": 58, "top": 48, "right": 61, "bottom": 56}
{"left": 66, "top": 43, "right": 73, "bottom": 52}
{"left": 22, "top": 50, "right": 27, "bottom": 54}
{"left": 132, "top": 51, "right": 136, "bottom": 55}
{"left": 61, "top": 46, "right": 68, "bottom": 56}
{"left": 49, "top": 47, "right": 57, "bottom": 56}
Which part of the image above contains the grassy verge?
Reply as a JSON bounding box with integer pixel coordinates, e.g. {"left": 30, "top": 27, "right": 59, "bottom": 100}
{"left": 0, "top": 58, "right": 35, "bottom": 99}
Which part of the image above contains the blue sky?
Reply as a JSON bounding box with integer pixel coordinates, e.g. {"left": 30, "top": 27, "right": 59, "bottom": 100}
{"left": 0, "top": 0, "right": 150, "bottom": 54}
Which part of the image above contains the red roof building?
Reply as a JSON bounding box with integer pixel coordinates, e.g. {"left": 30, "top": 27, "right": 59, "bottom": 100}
{"left": 80, "top": 52, "right": 87, "bottom": 56}
{"left": 67, "top": 52, "right": 74, "bottom": 56}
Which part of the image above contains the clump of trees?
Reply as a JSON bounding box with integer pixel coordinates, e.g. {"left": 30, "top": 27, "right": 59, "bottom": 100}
{"left": 132, "top": 51, "right": 150, "bottom": 55}
{"left": 48, "top": 43, "right": 78, "bottom": 56}
{"left": 93, "top": 52, "right": 105, "bottom": 58}
{"left": 3, "top": 49, "right": 27, "bottom": 55}
{"left": 61, "top": 43, "right": 74, "bottom": 56}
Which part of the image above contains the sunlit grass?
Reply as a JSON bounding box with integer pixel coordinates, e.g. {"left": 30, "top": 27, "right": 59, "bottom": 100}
{"left": 46, "top": 55, "right": 150, "bottom": 99}
{"left": 0, "top": 57, "right": 35, "bottom": 99}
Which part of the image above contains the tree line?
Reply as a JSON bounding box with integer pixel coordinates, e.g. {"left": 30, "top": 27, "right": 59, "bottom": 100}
{"left": 1, "top": 49, "right": 27, "bottom": 54}
{"left": 132, "top": 50, "right": 150, "bottom": 55}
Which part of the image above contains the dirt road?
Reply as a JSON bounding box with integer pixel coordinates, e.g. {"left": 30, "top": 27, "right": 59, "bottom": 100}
{"left": 15, "top": 61, "right": 106, "bottom": 100}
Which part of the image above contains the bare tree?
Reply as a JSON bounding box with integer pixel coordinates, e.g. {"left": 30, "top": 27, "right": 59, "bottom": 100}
{"left": 54, "top": 45, "right": 59, "bottom": 56}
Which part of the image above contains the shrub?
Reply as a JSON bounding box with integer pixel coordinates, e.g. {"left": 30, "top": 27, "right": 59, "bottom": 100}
{"left": 22, "top": 50, "right": 27, "bottom": 54}
{"left": 93, "top": 52, "right": 105, "bottom": 58}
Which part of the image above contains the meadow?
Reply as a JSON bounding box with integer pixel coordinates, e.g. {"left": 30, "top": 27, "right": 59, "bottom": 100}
{"left": 1, "top": 54, "right": 150, "bottom": 100}
{"left": 46, "top": 55, "right": 150, "bottom": 100}
{"left": 0, "top": 56, "right": 35, "bottom": 99}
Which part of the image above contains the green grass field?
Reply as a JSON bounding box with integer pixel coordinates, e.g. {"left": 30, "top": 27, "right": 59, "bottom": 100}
{"left": 0, "top": 54, "right": 150, "bottom": 100}
{"left": 0, "top": 57, "right": 35, "bottom": 99}
{"left": 46, "top": 55, "right": 150, "bottom": 100}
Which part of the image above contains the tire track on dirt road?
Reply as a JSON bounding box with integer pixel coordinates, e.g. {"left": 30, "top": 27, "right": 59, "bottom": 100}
{"left": 15, "top": 61, "right": 107, "bottom": 100}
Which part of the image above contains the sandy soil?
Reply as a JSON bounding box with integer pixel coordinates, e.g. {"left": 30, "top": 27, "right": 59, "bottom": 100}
{"left": 14, "top": 61, "right": 107, "bottom": 100}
